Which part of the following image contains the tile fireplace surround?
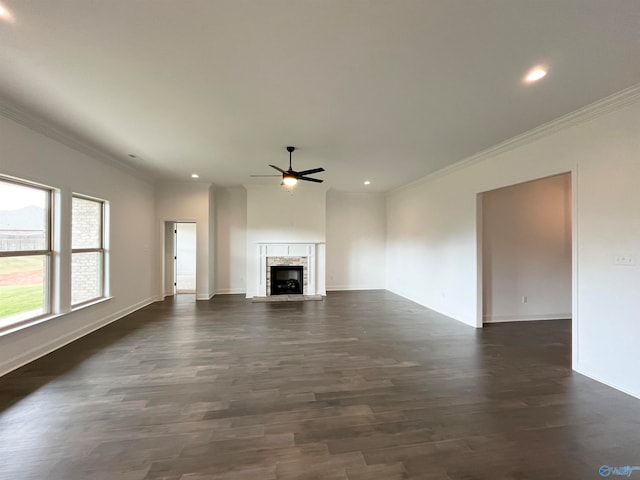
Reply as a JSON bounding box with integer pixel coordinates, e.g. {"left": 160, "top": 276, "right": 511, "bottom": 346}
{"left": 254, "top": 243, "right": 326, "bottom": 297}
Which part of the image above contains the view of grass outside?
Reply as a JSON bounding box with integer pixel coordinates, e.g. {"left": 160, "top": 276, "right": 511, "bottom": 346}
{"left": 1, "top": 177, "right": 50, "bottom": 326}
{"left": 0, "top": 256, "right": 45, "bottom": 320}
{"left": 0, "top": 285, "right": 43, "bottom": 317}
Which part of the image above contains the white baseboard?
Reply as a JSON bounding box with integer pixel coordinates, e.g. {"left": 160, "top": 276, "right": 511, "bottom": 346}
{"left": 574, "top": 366, "right": 640, "bottom": 400}
{"left": 484, "top": 313, "right": 572, "bottom": 323}
{"left": 326, "top": 285, "right": 385, "bottom": 292}
{"left": 0, "top": 297, "right": 156, "bottom": 377}
{"left": 215, "top": 288, "right": 246, "bottom": 295}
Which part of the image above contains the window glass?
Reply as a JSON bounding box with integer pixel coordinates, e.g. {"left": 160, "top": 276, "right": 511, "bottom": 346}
{"left": 0, "top": 181, "right": 48, "bottom": 252}
{"left": 71, "top": 251, "right": 102, "bottom": 305}
{"left": 0, "top": 178, "right": 51, "bottom": 327}
{"left": 72, "top": 197, "right": 102, "bottom": 249}
{"left": 0, "top": 256, "right": 47, "bottom": 326}
{"left": 71, "top": 195, "right": 104, "bottom": 305}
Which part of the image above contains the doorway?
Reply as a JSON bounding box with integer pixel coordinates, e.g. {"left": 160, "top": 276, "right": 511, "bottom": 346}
{"left": 175, "top": 223, "right": 196, "bottom": 294}
{"left": 480, "top": 173, "right": 572, "bottom": 325}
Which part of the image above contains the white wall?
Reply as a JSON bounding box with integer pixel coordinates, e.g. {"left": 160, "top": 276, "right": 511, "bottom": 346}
{"left": 245, "top": 185, "right": 327, "bottom": 297}
{"left": 326, "top": 190, "right": 386, "bottom": 290}
{"left": 163, "top": 222, "right": 176, "bottom": 296}
{"left": 215, "top": 187, "right": 247, "bottom": 294}
{"left": 386, "top": 93, "right": 640, "bottom": 398}
{"left": 208, "top": 185, "right": 216, "bottom": 296}
{"left": 215, "top": 187, "right": 386, "bottom": 294}
{"left": 386, "top": 176, "right": 479, "bottom": 324}
{"left": 482, "top": 174, "right": 572, "bottom": 322}
{"left": 156, "top": 182, "right": 213, "bottom": 300}
{"left": 0, "top": 114, "right": 156, "bottom": 376}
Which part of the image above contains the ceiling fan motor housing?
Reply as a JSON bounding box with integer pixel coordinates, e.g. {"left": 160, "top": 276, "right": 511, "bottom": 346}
{"left": 252, "top": 145, "right": 324, "bottom": 183}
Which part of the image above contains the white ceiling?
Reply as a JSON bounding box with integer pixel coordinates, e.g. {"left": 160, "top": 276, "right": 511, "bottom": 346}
{"left": 1, "top": 1, "right": 639, "bottom": 192}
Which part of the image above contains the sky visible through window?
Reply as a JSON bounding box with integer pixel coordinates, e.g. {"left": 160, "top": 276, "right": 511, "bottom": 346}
{"left": 0, "top": 181, "right": 44, "bottom": 211}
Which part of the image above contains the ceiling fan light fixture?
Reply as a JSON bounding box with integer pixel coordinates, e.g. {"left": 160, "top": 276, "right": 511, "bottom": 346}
{"left": 282, "top": 175, "right": 298, "bottom": 187}
{"left": 252, "top": 145, "right": 324, "bottom": 186}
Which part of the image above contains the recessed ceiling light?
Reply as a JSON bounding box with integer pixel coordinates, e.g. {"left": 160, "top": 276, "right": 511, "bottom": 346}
{"left": 364, "top": 180, "right": 371, "bottom": 185}
{"left": 0, "top": 4, "right": 15, "bottom": 22}
{"left": 191, "top": 173, "right": 199, "bottom": 179}
{"left": 525, "top": 66, "right": 547, "bottom": 83}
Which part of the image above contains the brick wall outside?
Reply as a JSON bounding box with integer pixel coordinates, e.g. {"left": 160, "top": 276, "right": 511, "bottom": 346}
{"left": 71, "top": 252, "right": 101, "bottom": 304}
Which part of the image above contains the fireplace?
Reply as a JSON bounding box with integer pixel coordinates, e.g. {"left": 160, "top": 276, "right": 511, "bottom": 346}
{"left": 270, "top": 265, "right": 303, "bottom": 295}
{"left": 254, "top": 243, "right": 326, "bottom": 298}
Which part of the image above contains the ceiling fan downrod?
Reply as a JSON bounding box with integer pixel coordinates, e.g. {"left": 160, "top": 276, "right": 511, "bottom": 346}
{"left": 287, "top": 146, "right": 295, "bottom": 170}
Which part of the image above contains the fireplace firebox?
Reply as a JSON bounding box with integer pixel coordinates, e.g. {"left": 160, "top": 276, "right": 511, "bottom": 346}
{"left": 270, "top": 266, "right": 303, "bottom": 295}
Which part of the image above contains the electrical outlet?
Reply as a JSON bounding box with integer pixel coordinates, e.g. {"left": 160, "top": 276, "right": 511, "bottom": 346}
{"left": 614, "top": 254, "right": 636, "bottom": 266}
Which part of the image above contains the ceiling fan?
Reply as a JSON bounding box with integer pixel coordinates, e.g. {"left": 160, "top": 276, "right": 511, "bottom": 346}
{"left": 251, "top": 146, "right": 324, "bottom": 186}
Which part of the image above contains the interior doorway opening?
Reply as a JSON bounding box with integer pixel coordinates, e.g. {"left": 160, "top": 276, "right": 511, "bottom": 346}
{"left": 479, "top": 173, "right": 572, "bottom": 327}
{"left": 175, "top": 222, "right": 196, "bottom": 294}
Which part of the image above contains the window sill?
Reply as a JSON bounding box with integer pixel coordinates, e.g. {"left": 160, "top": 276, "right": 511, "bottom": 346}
{"left": 0, "top": 297, "right": 113, "bottom": 338}
{"left": 71, "top": 296, "right": 113, "bottom": 312}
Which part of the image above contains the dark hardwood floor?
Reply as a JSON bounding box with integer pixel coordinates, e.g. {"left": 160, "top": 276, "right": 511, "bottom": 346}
{"left": 1, "top": 291, "right": 639, "bottom": 479}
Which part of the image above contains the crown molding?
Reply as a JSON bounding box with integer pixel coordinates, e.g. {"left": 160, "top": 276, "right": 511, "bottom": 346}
{"left": 388, "top": 82, "right": 640, "bottom": 196}
{"left": 0, "top": 98, "right": 154, "bottom": 184}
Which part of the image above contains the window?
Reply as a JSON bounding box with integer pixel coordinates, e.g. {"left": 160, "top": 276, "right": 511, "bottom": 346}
{"left": 72, "top": 195, "right": 105, "bottom": 306}
{"left": 0, "top": 177, "right": 52, "bottom": 328}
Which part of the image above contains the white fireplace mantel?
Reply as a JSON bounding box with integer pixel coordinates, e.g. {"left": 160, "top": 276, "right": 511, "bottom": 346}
{"left": 256, "top": 243, "right": 326, "bottom": 297}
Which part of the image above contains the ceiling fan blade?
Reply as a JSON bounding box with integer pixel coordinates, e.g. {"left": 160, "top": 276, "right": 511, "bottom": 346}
{"left": 269, "top": 164, "right": 286, "bottom": 173}
{"left": 296, "top": 167, "right": 325, "bottom": 176}
{"left": 250, "top": 174, "right": 281, "bottom": 177}
{"left": 299, "top": 176, "right": 324, "bottom": 183}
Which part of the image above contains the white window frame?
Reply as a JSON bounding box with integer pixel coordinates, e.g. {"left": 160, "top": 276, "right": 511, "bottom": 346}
{"left": 0, "top": 176, "right": 53, "bottom": 328}
{"left": 71, "top": 194, "right": 106, "bottom": 307}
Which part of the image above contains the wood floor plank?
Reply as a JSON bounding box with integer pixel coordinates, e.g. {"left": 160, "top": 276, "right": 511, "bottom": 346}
{"left": 1, "top": 291, "right": 639, "bottom": 480}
